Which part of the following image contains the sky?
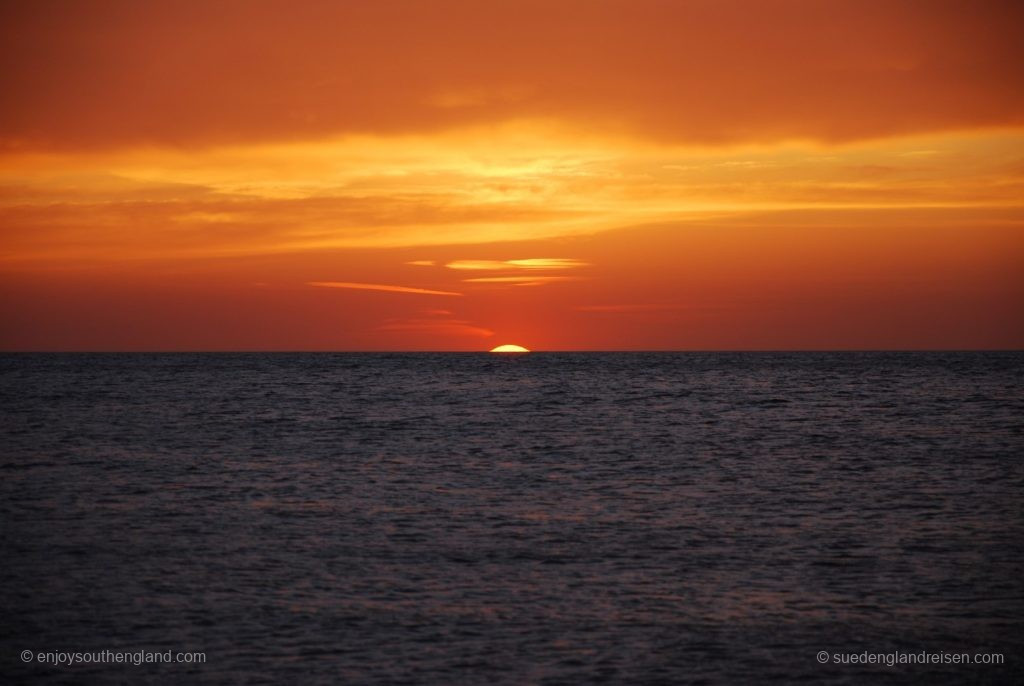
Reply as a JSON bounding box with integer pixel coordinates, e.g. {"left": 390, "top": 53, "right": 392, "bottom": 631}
{"left": 1, "top": 0, "right": 1022, "bottom": 350}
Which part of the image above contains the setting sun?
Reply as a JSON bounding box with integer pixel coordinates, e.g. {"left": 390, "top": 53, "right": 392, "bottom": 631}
{"left": 490, "top": 344, "right": 531, "bottom": 353}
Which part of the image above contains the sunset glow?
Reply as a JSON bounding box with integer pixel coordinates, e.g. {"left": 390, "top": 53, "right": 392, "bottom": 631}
{"left": 1, "top": 1, "right": 1022, "bottom": 350}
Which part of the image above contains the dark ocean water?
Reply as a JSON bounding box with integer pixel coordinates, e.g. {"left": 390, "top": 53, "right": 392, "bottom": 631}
{"left": 1, "top": 352, "right": 1022, "bottom": 685}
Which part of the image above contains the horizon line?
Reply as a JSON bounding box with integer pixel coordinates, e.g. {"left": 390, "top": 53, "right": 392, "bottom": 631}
{"left": 1, "top": 349, "right": 1021, "bottom": 354}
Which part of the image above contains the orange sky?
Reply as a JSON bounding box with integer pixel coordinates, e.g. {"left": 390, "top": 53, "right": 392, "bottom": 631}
{"left": 1, "top": 0, "right": 1022, "bottom": 350}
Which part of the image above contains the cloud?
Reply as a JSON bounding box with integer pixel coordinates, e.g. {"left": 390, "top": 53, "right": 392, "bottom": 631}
{"left": 307, "top": 281, "right": 462, "bottom": 296}
{"left": 505, "top": 258, "right": 588, "bottom": 269}
{"left": 3, "top": 127, "right": 1022, "bottom": 265}
{"left": 0, "top": 187, "right": 595, "bottom": 260}
{"left": 444, "top": 260, "right": 513, "bottom": 271}
{"left": 2, "top": 1, "right": 1022, "bottom": 151}
{"left": 462, "top": 276, "right": 584, "bottom": 287}
{"left": 445, "top": 258, "right": 588, "bottom": 270}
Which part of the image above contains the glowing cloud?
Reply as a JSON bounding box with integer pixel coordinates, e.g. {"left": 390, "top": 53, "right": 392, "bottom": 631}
{"left": 462, "top": 276, "right": 584, "bottom": 286}
{"left": 506, "top": 259, "right": 588, "bottom": 269}
{"left": 445, "top": 258, "right": 589, "bottom": 270}
{"left": 307, "top": 282, "right": 463, "bottom": 296}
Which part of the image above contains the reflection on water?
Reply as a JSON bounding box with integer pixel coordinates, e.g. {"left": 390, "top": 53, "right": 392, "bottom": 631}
{"left": 1, "top": 353, "right": 1022, "bottom": 684}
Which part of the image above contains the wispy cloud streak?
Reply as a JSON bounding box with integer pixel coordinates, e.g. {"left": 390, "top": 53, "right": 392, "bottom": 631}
{"left": 445, "top": 258, "right": 589, "bottom": 270}
{"left": 308, "top": 281, "right": 462, "bottom": 296}
{"left": 462, "top": 276, "right": 584, "bottom": 286}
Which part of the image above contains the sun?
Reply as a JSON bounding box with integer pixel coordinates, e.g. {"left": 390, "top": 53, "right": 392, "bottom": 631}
{"left": 489, "top": 344, "right": 530, "bottom": 353}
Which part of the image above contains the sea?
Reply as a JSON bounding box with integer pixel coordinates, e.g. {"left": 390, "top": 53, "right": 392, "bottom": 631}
{"left": 1, "top": 352, "right": 1022, "bottom": 684}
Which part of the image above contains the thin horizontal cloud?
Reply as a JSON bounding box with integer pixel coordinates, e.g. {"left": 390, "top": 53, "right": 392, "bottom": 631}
{"left": 506, "top": 258, "right": 588, "bottom": 269}
{"left": 445, "top": 258, "right": 588, "bottom": 270}
{"left": 308, "top": 281, "right": 462, "bottom": 296}
{"left": 444, "top": 260, "right": 509, "bottom": 270}
{"left": 463, "top": 276, "right": 584, "bottom": 287}
{"left": 406, "top": 260, "right": 436, "bottom": 266}
{"left": 0, "top": 187, "right": 594, "bottom": 259}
